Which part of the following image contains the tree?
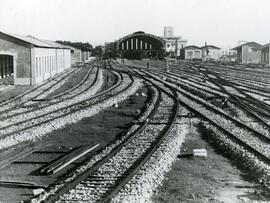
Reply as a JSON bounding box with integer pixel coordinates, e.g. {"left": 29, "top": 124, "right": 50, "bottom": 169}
{"left": 56, "top": 41, "right": 93, "bottom": 51}
{"left": 94, "top": 45, "right": 103, "bottom": 57}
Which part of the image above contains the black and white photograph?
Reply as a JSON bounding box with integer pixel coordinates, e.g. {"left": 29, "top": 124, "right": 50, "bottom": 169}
{"left": 0, "top": 0, "right": 270, "bottom": 202}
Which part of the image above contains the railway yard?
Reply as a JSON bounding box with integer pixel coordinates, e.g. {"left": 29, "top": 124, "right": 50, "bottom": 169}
{"left": 1, "top": 59, "right": 270, "bottom": 203}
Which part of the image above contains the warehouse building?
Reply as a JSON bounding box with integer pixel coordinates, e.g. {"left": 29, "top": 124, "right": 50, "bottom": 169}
{"left": 0, "top": 31, "right": 71, "bottom": 85}
{"left": 231, "top": 42, "right": 262, "bottom": 64}
{"left": 81, "top": 47, "right": 93, "bottom": 62}
{"left": 59, "top": 44, "right": 81, "bottom": 65}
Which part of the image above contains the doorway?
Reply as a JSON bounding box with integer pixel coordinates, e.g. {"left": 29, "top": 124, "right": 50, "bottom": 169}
{"left": 0, "top": 55, "right": 13, "bottom": 78}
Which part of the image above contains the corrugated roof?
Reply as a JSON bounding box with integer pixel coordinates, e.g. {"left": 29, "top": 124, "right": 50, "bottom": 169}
{"left": 262, "top": 42, "right": 270, "bottom": 48}
{"left": 44, "top": 40, "right": 70, "bottom": 49}
{"left": 4, "top": 32, "right": 55, "bottom": 48}
{"left": 0, "top": 31, "right": 69, "bottom": 49}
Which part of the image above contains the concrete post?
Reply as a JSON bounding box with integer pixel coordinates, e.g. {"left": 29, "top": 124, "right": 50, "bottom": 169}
{"left": 9, "top": 56, "right": 12, "bottom": 76}
{"left": 3, "top": 56, "right": 6, "bottom": 77}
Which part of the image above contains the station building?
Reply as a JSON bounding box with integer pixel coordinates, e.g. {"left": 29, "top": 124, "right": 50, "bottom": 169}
{"left": 162, "top": 26, "right": 187, "bottom": 58}
{"left": 231, "top": 42, "right": 262, "bottom": 64}
{"left": 0, "top": 31, "right": 71, "bottom": 85}
{"left": 113, "top": 31, "right": 165, "bottom": 59}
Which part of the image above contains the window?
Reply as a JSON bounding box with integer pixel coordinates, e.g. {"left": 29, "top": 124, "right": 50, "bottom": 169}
{"left": 45, "top": 57, "right": 47, "bottom": 73}
{"left": 39, "top": 57, "right": 42, "bottom": 76}
{"left": 187, "top": 51, "right": 193, "bottom": 58}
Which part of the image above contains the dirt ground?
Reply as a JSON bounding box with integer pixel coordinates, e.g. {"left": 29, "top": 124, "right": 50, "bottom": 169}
{"left": 0, "top": 75, "right": 32, "bottom": 104}
{"left": 152, "top": 119, "right": 269, "bottom": 203}
{"left": 45, "top": 67, "right": 90, "bottom": 98}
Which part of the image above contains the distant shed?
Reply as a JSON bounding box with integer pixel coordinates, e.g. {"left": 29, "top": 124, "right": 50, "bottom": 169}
{"left": 0, "top": 31, "right": 71, "bottom": 85}
{"left": 182, "top": 45, "right": 202, "bottom": 60}
{"left": 81, "top": 48, "right": 93, "bottom": 62}
{"left": 68, "top": 46, "right": 82, "bottom": 65}
{"left": 201, "top": 45, "right": 221, "bottom": 60}
{"left": 231, "top": 42, "right": 262, "bottom": 64}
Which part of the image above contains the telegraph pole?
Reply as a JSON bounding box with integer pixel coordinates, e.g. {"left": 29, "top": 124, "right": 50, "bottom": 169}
{"left": 175, "top": 38, "right": 178, "bottom": 60}
{"left": 205, "top": 42, "right": 209, "bottom": 60}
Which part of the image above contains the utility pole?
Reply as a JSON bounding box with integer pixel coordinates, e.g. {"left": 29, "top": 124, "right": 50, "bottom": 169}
{"left": 205, "top": 42, "right": 209, "bottom": 61}
{"left": 175, "top": 38, "right": 178, "bottom": 59}
{"left": 205, "top": 42, "right": 209, "bottom": 55}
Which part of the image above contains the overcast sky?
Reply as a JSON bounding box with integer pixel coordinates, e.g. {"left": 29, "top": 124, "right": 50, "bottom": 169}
{"left": 0, "top": 0, "right": 269, "bottom": 48}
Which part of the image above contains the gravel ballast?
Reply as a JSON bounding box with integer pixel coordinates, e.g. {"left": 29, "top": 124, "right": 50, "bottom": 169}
{"left": 112, "top": 120, "right": 189, "bottom": 203}
{"left": 0, "top": 76, "right": 142, "bottom": 150}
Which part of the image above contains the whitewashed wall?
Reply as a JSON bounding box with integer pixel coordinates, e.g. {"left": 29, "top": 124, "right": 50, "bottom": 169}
{"left": 33, "top": 48, "right": 56, "bottom": 84}
{"left": 33, "top": 47, "right": 71, "bottom": 85}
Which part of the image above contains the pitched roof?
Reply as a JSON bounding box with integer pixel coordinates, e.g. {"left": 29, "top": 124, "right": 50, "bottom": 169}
{"left": 44, "top": 40, "right": 70, "bottom": 49}
{"left": 262, "top": 42, "right": 270, "bottom": 48}
{"left": 0, "top": 31, "right": 69, "bottom": 49}
{"left": 184, "top": 45, "right": 201, "bottom": 50}
{"left": 62, "top": 44, "right": 81, "bottom": 51}
{"left": 201, "top": 45, "right": 220, "bottom": 49}
{"left": 231, "top": 41, "right": 262, "bottom": 50}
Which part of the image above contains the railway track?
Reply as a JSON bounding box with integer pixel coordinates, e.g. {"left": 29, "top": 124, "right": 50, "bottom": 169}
{"left": 0, "top": 66, "right": 98, "bottom": 121}
{"left": 0, "top": 69, "right": 142, "bottom": 150}
{"left": 0, "top": 66, "right": 79, "bottom": 113}
{"left": 132, "top": 61, "right": 270, "bottom": 137}
{"left": 29, "top": 66, "right": 179, "bottom": 203}
{"left": 146, "top": 60, "right": 270, "bottom": 99}
{"left": 203, "top": 63, "right": 270, "bottom": 92}
{"left": 0, "top": 64, "right": 145, "bottom": 202}
{"left": 124, "top": 65, "right": 270, "bottom": 170}
{"left": 197, "top": 66, "right": 270, "bottom": 113}
{"left": 3, "top": 59, "right": 270, "bottom": 202}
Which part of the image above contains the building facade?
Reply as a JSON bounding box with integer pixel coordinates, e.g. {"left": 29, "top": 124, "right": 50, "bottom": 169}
{"left": 261, "top": 43, "right": 270, "bottom": 65}
{"left": 0, "top": 31, "right": 71, "bottom": 85}
{"left": 111, "top": 31, "right": 165, "bottom": 59}
{"left": 162, "top": 27, "right": 187, "bottom": 57}
{"left": 64, "top": 45, "right": 82, "bottom": 65}
{"left": 201, "top": 45, "right": 221, "bottom": 60}
{"left": 182, "top": 45, "right": 202, "bottom": 60}
{"left": 81, "top": 49, "right": 93, "bottom": 62}
{"left": 232, "top": 42, "right": 262, "bottom": 64}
